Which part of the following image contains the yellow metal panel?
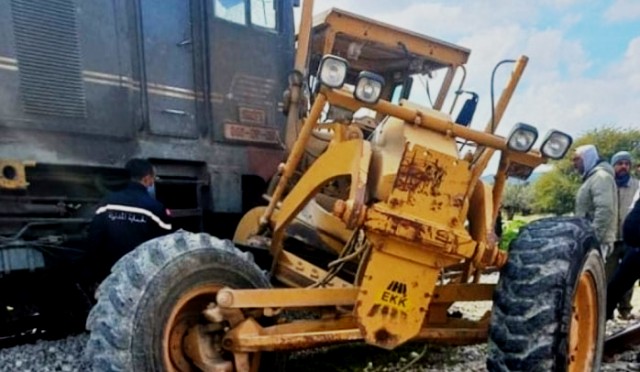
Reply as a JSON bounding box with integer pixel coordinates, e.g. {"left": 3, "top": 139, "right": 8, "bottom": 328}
{"left": 271, "top": 139, "right": 371, "bottom": 257}
{"left": 357, "top": 237, "right": 440, "bottom": 349}
{"left": 274, "top": 139, "right": 370, "bottom": 232}
{"left": 387, "top": 144, "right": 471, "bottom": 228}
{"left": 400, "top": 100, "right": 459, "bottom": 158}
{"left": 368, "top": 101, "right": 459, "bottom": 202}
{"left": 365, "top": 206, "right": 477, "bottom": 259}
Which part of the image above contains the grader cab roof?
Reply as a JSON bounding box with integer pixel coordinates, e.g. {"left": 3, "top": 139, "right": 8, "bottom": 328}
{"left": 310, "top": 8, "right": 471, "bottom": 77}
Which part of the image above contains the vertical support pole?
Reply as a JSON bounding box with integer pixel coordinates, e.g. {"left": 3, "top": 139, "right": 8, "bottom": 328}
{"left": 260, "top": 93, "right": 327, "bottom": 229}
{"left": 284, "top": 0, "right": 314, "bottom": 151}
{"left": 465, "top": 56, "right": 528, "bottom": 201}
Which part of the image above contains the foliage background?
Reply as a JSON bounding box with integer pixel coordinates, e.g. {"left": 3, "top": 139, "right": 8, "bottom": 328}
{"left": 515, "top": 127, "right": 640, "bottom": 216}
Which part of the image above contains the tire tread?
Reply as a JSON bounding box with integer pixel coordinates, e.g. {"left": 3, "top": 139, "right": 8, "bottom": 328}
{"left": 85, "top": 230, "right": 267, "bottom": 371}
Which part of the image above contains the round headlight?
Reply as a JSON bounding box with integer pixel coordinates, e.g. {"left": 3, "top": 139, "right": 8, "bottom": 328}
{"left": 507, "top": 123, "right": 538, "bottom": 152}
{"left": 540, "top": 130, "right": 573, "bottom": 159}
{"left": 318, "top": 55, "right": 348, "bottom": 89}
{"left": 354, "top": 71, "right": 385, "bottom": 104}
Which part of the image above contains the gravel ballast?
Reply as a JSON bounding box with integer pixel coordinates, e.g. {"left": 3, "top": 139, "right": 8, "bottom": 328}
{"left": 3, "top": 274, "right": 640, "bottom": 371}
{"left": 3, "top": 328, "right": 639, "bottom": 372}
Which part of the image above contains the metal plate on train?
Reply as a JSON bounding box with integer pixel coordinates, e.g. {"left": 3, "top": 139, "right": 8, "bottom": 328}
{"left": 224, "top": 123, "right": 280, "bottom": 145}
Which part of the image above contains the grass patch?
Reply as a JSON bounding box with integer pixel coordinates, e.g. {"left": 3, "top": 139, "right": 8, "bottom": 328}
{"left": 499, "top": 214, "right": 551, "bottom": 251}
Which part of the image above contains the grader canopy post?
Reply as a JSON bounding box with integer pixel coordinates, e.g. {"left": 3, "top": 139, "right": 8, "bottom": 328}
{"left": 283, "top": 0, "right": 314, "bottom": 151}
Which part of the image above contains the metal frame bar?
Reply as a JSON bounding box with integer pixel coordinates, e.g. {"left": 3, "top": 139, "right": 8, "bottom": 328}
{"left": 223, "top": 316, "right": 488, "bottom": 352}
{"left": 216, "top": 283, "right": 495, "bottom": 308}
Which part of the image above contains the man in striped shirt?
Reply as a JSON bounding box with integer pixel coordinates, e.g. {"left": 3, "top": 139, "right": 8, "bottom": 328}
{"left": 87, "top": 158, "right": 172, "bottom": 282}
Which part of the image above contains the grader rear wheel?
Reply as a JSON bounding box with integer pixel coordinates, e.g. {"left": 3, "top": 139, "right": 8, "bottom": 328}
{"left": 85, "top": 230, "right": 273, "bottom": 372}
{"left": 487, "top": 217, "right": 605, "bottom": 371}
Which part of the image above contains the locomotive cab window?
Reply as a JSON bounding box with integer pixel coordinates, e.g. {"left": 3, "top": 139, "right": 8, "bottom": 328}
{"left": 251, "top": 0, "right": 276, "bottom": 29}
{"left": 214, "top": 0, "right": 246, "bottom": 25}
{"left": 214, "top": 0, "right": 277, "bottom": 30}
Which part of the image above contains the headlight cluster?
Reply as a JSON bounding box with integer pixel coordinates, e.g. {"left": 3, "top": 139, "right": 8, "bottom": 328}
{"left": 540, "top": 131, "right": 573, "bottom": 159}
{"left": 507, "top": 123, "right": 538, "bottom": 152}
{"left": 506, "top": 123, "right": 573, "bottom": 159}
{"left": 318, "top": 55, "right": 348, "bottom": 88}
{"left": 317, "top": 55, "right": 385, "bottom": 104}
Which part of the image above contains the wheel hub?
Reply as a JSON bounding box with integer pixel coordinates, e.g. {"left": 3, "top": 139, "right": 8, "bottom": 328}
{"left": 163, "top": 284, "right": 228, "bottom": 372}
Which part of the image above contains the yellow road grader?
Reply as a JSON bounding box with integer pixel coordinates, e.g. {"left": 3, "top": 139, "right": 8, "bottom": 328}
{"left": 86, "top": 3, "right": 605, "bottom": 371}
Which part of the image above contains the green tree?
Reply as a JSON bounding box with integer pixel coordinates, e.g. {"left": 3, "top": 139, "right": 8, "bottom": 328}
{"left": 532, "top": 126, "right": 640, "bottom": 215}
{"left": 533, "top": 169, "right": 580, "bottom": 215}
{"left": 570, "top": 127, "right": 640, "bottom": 162}
{"left": 502, "top": 183, "right": 534, "bottom": 219}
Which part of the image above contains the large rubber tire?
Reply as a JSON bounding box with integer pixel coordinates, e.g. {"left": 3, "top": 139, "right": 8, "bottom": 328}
{"left": 487, "top": 217, "right": 606, "bottom": 372}
{"left": 85, "top": 230, "right": 271, "bottom": 371}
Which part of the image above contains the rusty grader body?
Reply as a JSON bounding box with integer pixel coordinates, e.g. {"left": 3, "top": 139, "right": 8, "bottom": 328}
{"left": 85, "top": 3, "right": 606, "bottom": 372}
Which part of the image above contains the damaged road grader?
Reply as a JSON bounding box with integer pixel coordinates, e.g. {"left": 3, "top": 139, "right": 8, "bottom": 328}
{"left": 86, "top": 5, "right": 605, "bottom": 372}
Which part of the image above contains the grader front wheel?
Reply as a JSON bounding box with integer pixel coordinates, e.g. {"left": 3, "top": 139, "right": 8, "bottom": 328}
{"left": 487, "top": 217, "right": 605, "bottom": 371}
{"left": 85, "top": 231, "right": 272, "bottom": 372}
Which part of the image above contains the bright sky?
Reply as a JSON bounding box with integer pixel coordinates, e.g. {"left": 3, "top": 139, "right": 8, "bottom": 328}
{"left": 296, "top": 0, "right": 640, "bottom": 156}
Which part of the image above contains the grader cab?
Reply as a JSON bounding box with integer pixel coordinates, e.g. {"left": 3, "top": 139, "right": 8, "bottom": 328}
{"left": 85, "top": 5, "right": 605, "bottom": 372}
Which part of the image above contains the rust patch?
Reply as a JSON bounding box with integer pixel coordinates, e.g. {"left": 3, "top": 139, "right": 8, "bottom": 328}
{"left": 452, "top": 193, "right": 465, "bottom": 207}
{"left": 249, "top": 330, "right": 367, "bottom": 351}
{"left": 389, "top": 197, "right": 402, "bottom": 208}
{"left": 374, "top": 328, "right": 398, "bottom": 346}
{"left": 393, "top": 149, "right": 446, "bottom": 196}
{"left": 390, "top": 308, "right": 398, "bottom": 319}
{"left": 371, "top": 210, "right": 458, "bottom": 247}
{"left": 367, "top": 304, "right": 380, "bottom": 317}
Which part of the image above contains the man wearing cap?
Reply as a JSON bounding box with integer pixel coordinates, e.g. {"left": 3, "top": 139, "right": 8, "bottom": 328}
{"left": 608, "top": 182, "right": 640, "bottom": 320}
{"left": 86, "top": 158, "right": 173, "bottom": 283}
{"left": 572, "top": 144, "right": 617, "bottom": 259}
{"left": 606, "top": 151, "right": 639, "bottom": 319}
